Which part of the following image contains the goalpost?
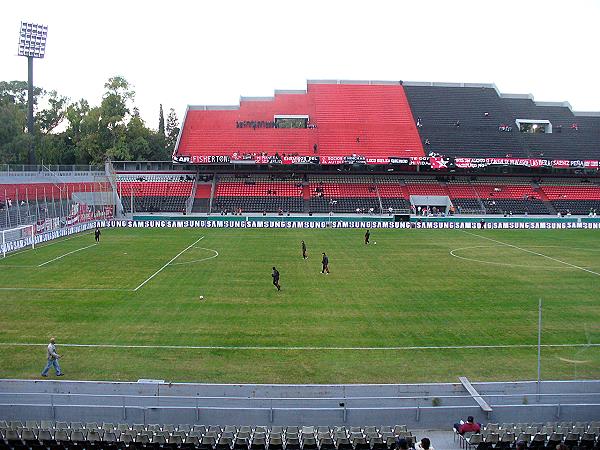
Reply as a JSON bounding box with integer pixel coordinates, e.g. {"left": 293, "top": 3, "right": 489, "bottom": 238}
{"left": 1, "top": 224, "right": 35, "bottom": 258}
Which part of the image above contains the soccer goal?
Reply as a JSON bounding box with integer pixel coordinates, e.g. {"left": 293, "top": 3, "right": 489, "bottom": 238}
{"left": 1, "top": 224, "right": 35, "bottom": 257}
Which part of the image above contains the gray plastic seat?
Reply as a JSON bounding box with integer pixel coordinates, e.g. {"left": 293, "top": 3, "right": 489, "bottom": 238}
{"left": 87, "top": 429, "right": 103, "bottom": 442}
{"left": 55, "top": 429, "right": 70, "bottom": 442}
{"left": 103, "top": 431, "right": 118, "bottom": 442}
{"left": 21, "top": 429, "right": 38, "bottom": 441}
{"left": 70, "top": 422, "right": 84, "bottom": 430}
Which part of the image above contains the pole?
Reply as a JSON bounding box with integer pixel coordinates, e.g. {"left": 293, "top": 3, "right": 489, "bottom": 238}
{"left": 27, "top": 56, "right": 36, "bottom": 165}
{"left": 537, "top": 298, "right": 542, "bottom": 401}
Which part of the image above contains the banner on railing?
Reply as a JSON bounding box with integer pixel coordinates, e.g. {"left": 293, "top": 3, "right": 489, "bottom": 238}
{"left": 105, "top": 219, "right": 600, "bottom": 230}
{"left": 1, "top": 221, "right": 98, "bottom": 256}
{"left": 174, "top": 153, "right": 599, "bottom": 170}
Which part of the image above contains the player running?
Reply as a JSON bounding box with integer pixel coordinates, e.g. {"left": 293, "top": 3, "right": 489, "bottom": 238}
{"left": 302, "top": 240, "right": 307, "bottom": 259}
{"left": 365, "top": 229, "right": 370, "bottom": 245}
{"left": 321, "top": 252, "right": 330, "bottom": 274}
{"left": 272, "top": 266, "right": 281, "bottom": 291}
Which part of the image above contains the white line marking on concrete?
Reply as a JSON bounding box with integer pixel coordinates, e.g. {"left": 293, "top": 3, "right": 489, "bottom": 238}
{"left": 0, "top": 342, "right": 597, "bottom": 351}
{"left": 170, "top": 247, "right": 219, "bottom": 266}
{"left": 133, "top": 236, "right": 205, "bottom": 291}
{"left": 37, "top": 243, "right": 97, "bottom": 267}
{"left": 462, "top": 231, "right": 600, "bottom": 277}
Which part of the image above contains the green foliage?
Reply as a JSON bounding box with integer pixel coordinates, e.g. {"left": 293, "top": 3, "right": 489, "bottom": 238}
{"left": 158, "top": 104, "right": 165, "bottom": 137}
{"left": 165, "top": 107, "right": 180, "bottom": 154}
{"left": 0, "top": 76, "right": 174, "bottom": 165}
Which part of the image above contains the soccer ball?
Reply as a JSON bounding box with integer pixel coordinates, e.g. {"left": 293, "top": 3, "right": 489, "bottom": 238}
{"left": 374, "top": 242, "right": 377, "bottom": 245}
{"left": 199, "top": 295, "right": 204, "bottom": 300}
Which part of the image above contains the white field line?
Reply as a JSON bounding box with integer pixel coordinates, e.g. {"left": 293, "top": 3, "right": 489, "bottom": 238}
{"left": 462, "top": 231, "right": 600, "bottom": 277}
{"left": 0, "top": 231, "right": 93, "bottom": 261}
{"left": 37, "top": 243, "right": 97, "bottom": 267}
{"left": 0, "top": 342, "right": 598, "bottom": 351}
{"left": 0, "top": 287, "right": 130, "bottom": 292}
{"left": 170, "top": 248, "right": 219, "bottom": 266}
{"left": 133, "top": 236, "right": 205, "bottom": 291}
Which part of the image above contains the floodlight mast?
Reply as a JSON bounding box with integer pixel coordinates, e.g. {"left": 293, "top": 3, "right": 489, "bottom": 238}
{"left": 18, "top": 21, "right": 48, "bottom": 166}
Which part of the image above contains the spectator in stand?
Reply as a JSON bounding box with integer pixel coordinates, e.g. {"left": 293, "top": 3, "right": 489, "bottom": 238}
{"left": 415, "top": 437, "right": 434, "bottom": 450}
{"left": 515, "top": 441, "right": 527, "bottom": 450}
{"left": 455, "top": 120, "right": 461, "bottom": 127}
{"left": 416, "top": 117, "right": 423, "bottom": 128}
{"left": 425, "top": 139, "right": 430, "bottom": 145}
{"left": 571, "top": 123, "right": 579, "bottom": 131}
{"left": 454, "top": 416, "right": 481, "bottom": 435}
{"left": 396, "top": 438, "right": 409, "bottom": 450}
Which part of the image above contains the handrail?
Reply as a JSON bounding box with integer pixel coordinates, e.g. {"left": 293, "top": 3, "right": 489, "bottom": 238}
{"left": 1, "top": 391, "right": 599, "bottom": 402}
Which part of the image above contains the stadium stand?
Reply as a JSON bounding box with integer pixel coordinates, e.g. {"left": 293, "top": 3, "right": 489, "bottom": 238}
{"left": 3, "top": 420, "right": 600, "bottom": 450}
{"left": 117, "top": 174, "right": 195, "bottom": 213}
{"left": 172, "top": 174, "right": 600, "bottom": 216}
{"left": 308, "top": 175, "right": 381, "bottom": 214}
{"left": 540, "top": 181, "right": 600, "bottom": 215}
{"left": 0, "top": 182, "right": 102, "bottom": 201}
{"left": 174, "top": 82, "right": 424, "bottom": 162}
{"left": 403, "top": 84, "right": 527, "bottom": 158}
{"left": 501, "top": 96, "right": 600, "bottom": 160}
{"left": 457, "top": 421, "right": 600, "bottom": 450}
{"left": 0, "top": 422, "right": 422, "bottom": 450}
{"left": 212, "top": 175, "right": 304, "bottom": 213}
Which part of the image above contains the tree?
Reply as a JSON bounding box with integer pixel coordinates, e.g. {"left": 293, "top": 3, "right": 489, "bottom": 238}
{"left": 0, "top": 80, "right": 44, "bottom": 107}
{"left": 158, "top": 104, "right": 165, "bottom": 137}
{"left": 165, "top": 108, "right": 180, "bottom": 154}
{"left": 37, "top": 90, "right": 69, "bottom": 134}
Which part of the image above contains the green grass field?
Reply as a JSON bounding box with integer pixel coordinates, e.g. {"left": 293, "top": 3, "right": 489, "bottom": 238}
{"left": 0, "top": 227, "right": 598, "bottom": 383}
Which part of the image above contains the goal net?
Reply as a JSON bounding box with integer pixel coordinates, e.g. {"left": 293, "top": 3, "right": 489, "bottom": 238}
{"left": 1, "top": 224, "right": 35, "bottom": 257}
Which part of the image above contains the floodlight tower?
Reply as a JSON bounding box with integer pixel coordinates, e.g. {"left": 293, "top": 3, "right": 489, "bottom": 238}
{"left": 17, "top": 21, "right": 48, "bottom": 165}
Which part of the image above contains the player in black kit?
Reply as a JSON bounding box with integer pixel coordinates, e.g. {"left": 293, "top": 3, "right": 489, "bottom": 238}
{"left": 321, "top": 253, "right": 330, "bottom": 274}
{"left": 365, "top": 229, "right": 370, "bottom": 244}
{"left": 272, "top": 266, "right": 281, "bottom": 291}
{"left": 94, "top": 226, "right": 101, "bottom": 243}
{"left": 302, "top": 240, "right": 307, "bottom": 259}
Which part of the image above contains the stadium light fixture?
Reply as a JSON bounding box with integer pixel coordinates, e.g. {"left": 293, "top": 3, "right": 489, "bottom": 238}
{"left": 17, "top": 21, "right": 48, "bottom": 165}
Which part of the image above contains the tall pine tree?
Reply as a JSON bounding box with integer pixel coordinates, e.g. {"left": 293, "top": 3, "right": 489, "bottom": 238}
{"left": 158, "top": 104, "right": 165, "bottom": 137}
{"left": 165, "top": 108, "right": 180, "bottom": 153}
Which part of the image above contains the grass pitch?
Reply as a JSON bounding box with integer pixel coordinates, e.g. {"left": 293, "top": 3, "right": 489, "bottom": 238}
{"left": 0, "top": 227, "right": 598, "bottom": 383}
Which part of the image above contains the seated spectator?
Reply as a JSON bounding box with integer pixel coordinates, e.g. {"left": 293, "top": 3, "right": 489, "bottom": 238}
{"left": 416, "top": 117, "right": 423, "bottom": 128}
{"left": 571, "top": 123, "right": 579, "bottom": 131}
{"left": 515, "top": 441, "right": 527, "bottom": 450}
{"left": 396, "top": 438, "right": 409, "bottom": 450}
{"left": 454, "top": 416, "right": 481, "bottom": 435}
{"left": 415, "top": 437, "right": 434, "bottom": 450}
{"left": 455, "top": 120, "right": 461, "bottom": 127}
{"left": 484, "top": 111, "right": 489, "bottom": 117}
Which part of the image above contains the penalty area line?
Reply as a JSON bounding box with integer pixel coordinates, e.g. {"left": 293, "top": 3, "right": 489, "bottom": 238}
{"left": 0, "top": 342, "right": 598, "bottom": 351}
{"left": 37, "top": 243, "right": 98, "bottom": 267}
{"left": 133, "top": 236, "right": 205, "bottom": 291}
{"left": 0, "top": 230, "right": 94, "bottom": 261}
{"left": 461, "top": 231, "right": 600, "bottom": 277}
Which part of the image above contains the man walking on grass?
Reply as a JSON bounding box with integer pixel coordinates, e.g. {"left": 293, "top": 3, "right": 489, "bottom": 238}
{"left": 41, "top": 337, "right": 64, "bottom": 377}
{"left": 321, "top": 252, "right": 330, "bottom": 274}
{"left": 272, "top": 266, "right": 281, "bottom": 291}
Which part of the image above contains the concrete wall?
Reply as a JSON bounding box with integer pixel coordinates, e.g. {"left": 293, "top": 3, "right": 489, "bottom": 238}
{"left": 1, "top": 380, "right": 599, "bottom": 427}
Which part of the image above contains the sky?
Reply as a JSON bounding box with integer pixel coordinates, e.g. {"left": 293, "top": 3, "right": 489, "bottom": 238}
{"left": 2, "top": 0, "right": 600, "bottom": 129}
